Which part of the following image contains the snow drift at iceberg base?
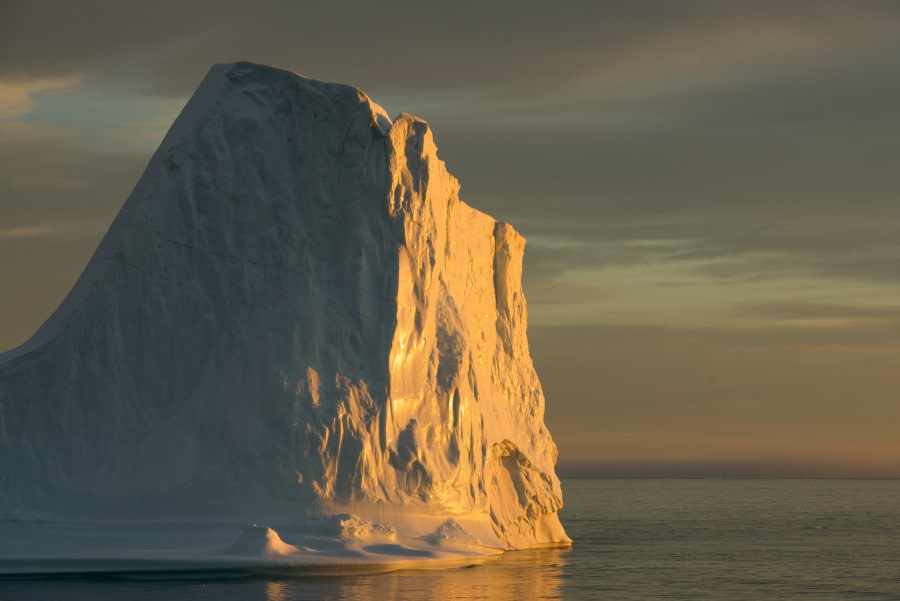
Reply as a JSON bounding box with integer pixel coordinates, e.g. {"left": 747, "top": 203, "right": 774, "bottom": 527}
{"left": 0, "top": 61, "right": 570, "bottom": 574}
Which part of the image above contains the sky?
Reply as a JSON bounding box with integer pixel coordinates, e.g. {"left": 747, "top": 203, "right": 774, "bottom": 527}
{"left": 2, "top": 0, "right": 900, "bottom": 477}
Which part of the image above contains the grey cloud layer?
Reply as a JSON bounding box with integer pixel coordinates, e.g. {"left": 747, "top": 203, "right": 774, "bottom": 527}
{"left": 4, "top": 1, "right": 900, "bottom": 91}
{"left": 3, "top": 1, "right": 900, "bottom": 304}
{"left": 3, "top": 0, "right": 900, "bottom": 473}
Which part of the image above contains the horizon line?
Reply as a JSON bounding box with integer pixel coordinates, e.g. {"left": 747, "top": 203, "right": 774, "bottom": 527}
{"left": 556, "top": 459, "right": 900, "bottom": 479}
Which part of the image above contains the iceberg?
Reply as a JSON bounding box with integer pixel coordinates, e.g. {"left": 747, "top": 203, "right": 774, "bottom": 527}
{"left": 0, "top": 62, "right": 569, "bottom": 575}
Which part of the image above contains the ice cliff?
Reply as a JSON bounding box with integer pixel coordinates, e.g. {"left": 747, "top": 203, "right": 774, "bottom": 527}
{"left": 0, "top": 62, "right": 568, "bottom": 550}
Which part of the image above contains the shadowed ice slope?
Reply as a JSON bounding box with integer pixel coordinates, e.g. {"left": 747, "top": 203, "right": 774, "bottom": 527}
{"left": 0, "top": 62, "right": 568, "bottom": 551}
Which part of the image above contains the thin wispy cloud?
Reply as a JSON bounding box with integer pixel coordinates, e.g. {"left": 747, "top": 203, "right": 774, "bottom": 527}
{"left": 0, "top": 76, "right": 80, "bottom": 119}
{"left": 0, "top": 223, "right": 66, "bottom": 240}
{"left": 0, "top": 221, "right": 108, "bottom": 241}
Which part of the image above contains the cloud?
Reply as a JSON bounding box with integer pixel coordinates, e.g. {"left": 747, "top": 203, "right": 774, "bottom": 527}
{"left": 0, "top": 221, "right": 110, "bottom": 242}
{"left": 0, "top": 223, "right": 67, "bottom": 240}
{"left": 3, "top": 0, "right": 900, "bottom": 95}
{"left": 738, "top": 301, "right": 900, "bottom": 328}
{"left": 0, "top": 76, "right": 80, "bottom": 119}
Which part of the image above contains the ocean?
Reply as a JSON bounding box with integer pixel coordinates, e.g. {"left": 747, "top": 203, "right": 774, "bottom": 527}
{"left": 2, "top": 479, "right": 898, "bottom": 600}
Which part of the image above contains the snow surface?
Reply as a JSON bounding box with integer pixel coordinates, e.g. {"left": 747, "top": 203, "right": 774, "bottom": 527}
{"left": 0, "top": 61, "right": 569, "bottom": 575}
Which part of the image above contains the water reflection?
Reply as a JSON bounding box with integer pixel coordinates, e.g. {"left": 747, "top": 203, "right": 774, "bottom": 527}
{"left": 0, "top": 548, "right": 570, "bottom": 601}
{"left": 264, "top": 547, "right": 570, "bottom": 601}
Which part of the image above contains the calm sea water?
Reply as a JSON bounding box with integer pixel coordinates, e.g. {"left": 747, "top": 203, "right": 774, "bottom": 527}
{"left": 2, "top": 479, "right": 898, "bottom": 600}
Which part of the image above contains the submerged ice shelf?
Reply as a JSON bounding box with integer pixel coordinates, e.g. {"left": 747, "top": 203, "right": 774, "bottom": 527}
{"left": 0, "top": 61, "right": 569, "bottom": 574}
{"left": 2, "top": 518, "right": 501, "bottom": 576}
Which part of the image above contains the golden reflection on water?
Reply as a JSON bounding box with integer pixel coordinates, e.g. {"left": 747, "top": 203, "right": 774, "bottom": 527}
{"left": 264, "top": 547, "right": 569, "bottom": 601}
{"left": 265, "top": 580, "right": 290, "bottom": 601}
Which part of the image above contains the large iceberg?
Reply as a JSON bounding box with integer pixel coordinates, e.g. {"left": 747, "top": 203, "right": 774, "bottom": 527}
{"left": 0, "top": 62, "right": 568, "bottom": 573}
